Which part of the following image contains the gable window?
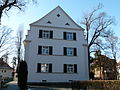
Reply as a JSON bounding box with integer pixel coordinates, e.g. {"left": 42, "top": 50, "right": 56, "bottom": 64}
{"left": 37, "top": 63, "right": 52, "bottom": 73}
{"left": 39, "top": 30, "right": 53, "bottom": 39}
{"left": 64, "top": 47, "right": 77, "bottom": 56}
{"left": 38, "top": 46, "right": 53, "bottom": 55}
{"left": 64, "top": 64, "right": 77, "bottom": 73}
{"left": 63, "top": 32, "right": 76, "bottom": 40}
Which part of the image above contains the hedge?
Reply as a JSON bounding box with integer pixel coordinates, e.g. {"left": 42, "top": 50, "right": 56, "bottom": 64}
{"left": 72, "top": 80, "right": 120, "bottom": 90}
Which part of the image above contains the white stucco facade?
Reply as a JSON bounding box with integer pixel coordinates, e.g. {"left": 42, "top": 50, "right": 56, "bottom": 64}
{"left": 24, "top": 6, "right": 89, "bottom": 83}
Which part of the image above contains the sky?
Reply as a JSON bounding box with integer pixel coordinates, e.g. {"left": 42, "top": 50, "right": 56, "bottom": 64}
{"left": 1, "top": 0, "right": 120, "bottom": 64}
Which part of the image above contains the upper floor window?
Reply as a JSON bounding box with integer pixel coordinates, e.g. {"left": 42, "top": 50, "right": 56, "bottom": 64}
{"left": 64, "top": 47, "right": 77, "bottom": 56}
{"left": 38, "top": 46, "right": 53, "bottom": 55}
{"left": 63, "top": 32, "right": 76, "bottom": 40}
{"left": 39, "top": 30, "right": 53, "bottom": 39}
{"left": 64, "top": 64, "right": 77, "bottom": 73}
{"left": 37, "top": 63, "right": 52, "bottom": 73}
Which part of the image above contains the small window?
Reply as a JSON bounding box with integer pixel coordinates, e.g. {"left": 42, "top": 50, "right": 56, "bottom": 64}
{"left": 57, "top": 14, "right": 60, "bottom": 17}
{"left": 39, "top": 30, "right": 53, "bottom": 39}
{"left": 64, "top": 47, "right": 77, "bottom": 56}
{"left": 4, "top": 70, "right": 6, "bottom": 72}
{"left": 63, "top": 32, "right": 76, "bottom": 40}
{"left": 64, "top": 64, "right": 77, "bottom": 73}
{"left": 47, "top": 21, "right": 51, "bottom": 24}
{"left": 42, "top": 80, "right": 47, "bottom": 82}
{"left": 42, "top": 46, "right": 49, "bottom": 55}
{"left": 41, "top": 64, "right": 49, "bottom": 72}
{"left": 65, "top": 23, "right": 70, "bottom": 26}
{"left": 37, "top": 63, "right": 52, "bottom": 73}
{"left": 67, "top": 64, "right": 74, "bottom": 73}
{"left": 38, "top": 46, "right": 53, "bottom": 55}
{"left": 67, "top": 48, "right": 74, "bottom": 56}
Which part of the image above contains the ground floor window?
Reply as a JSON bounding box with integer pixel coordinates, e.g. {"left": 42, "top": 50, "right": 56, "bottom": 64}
{"left": 64, "top": 64, "right": 77, "bottom": 73}
{"left": 37, "top": 63, "right": 52, "bottom": 73}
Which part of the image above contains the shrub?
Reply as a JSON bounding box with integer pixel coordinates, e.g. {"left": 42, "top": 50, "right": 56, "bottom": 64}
{"left": 72, "top": 80, "right": 120, "bottom": 90}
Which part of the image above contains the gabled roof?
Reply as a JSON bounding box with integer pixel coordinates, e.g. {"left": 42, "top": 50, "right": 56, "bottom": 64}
{"left": 0, "top": 59, "right": 12, "bottom": 69}
{"left": 30, "top": 6, "right": 84, "bottom": 30}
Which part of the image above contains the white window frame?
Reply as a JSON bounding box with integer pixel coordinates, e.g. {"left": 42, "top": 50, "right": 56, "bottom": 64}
{"left": 67, "top": 48, "right": 74, "bottom": 56}
{"left": 41, "top": 64, "right": 49, "bottom": 72}
{"left": 66, "top": 32, "right": 73, "bottom": 40}
{"left": 67, "top": 64, "right": 74, "bottom": 73}
{"left": 42, "top": 46, "right": 49, "bottom": 55}
{"left": 42, "top": 31, "right": 50, "bottom": 38}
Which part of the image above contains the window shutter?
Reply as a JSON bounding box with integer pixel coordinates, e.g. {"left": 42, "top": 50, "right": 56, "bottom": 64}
{"left": 74, "top": 64, "right": 77, "bottom": 73}
{"left": 73, "top": 33, "right": 76, "bottom": 40}
{"left": 37, "top": 63, "right": 41, "bottom": 72}
{"left": 39, "top": 30, "right": 42, "bottom": 38}
{"left": 38, "top": 46, "right": 42, "bottom": 54}
{"left": 49, "top": 46, "right": 53, "bottom": 55}
{"left": 74, "top": 48, "right": 77, "bottom": 56}
{"left": 64, "top": 47, "right": 67, "bottom": 55}
{"left": 64, "top": 64, "right": 67, "bottom": 73}
{"left": 50, "top": 31, "right": 53, "bottom": 39}
{"left": 49, "top": 64, "right": 52, "bottom": 73}
{"left": 63, "top": 32, "right": 66, "bottom": 40}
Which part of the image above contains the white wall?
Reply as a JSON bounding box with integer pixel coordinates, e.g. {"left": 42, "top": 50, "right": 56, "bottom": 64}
{"left": 25, "top": 26, "right": 89, "bottom": 82}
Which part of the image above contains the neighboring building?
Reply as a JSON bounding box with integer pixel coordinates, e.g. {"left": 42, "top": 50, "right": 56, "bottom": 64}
{"left": 117, "top": 61, "right": 120, "bottom": 80}
{"left": 24, "top": 6, "right": 89, "bottom": 83}
{"left": 0, "top": 59, "right": 13, "bottom": 79}
{"left": 91, "top": 51, "right": 117, "bottom": 80}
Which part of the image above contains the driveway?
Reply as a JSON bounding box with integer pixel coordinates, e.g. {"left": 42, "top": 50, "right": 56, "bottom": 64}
{"left": 1, "top": 81, "right": 19, "bottom": 90}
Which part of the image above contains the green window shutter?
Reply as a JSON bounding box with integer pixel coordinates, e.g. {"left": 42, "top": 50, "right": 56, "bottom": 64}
{"left": 38, "top": 46, "right": 42, "bottom": 54}
{"left": 64, "top": 47, "right": 67, "bottom": 55}
{"left": 74, "top": 64, "right": 77, "bottom": 73}
{"left": 49, "top": 46, "right": 53, "bottom": 55}
{"left": 73, "top": 33, "right": 76, "bottom": 40}
{"left": 39, "top": 30, "right": 42, "bottom": 38}
{"left": 50, "top": 31, "right": 53, "bottom": 39}
{"left": 49, "top": 64, "right": 52, "bottom": 73}
{"left": 64, "top": 64, "right": 67, "bottom": 73}
{"left": 37, "top": 63, "right": 41, "bottom": 72}
{"left": 63, "top": 32, "right": 66, "bottom": 40}
{"left": 74, "top": 48, "right": 77, "bottom": 56}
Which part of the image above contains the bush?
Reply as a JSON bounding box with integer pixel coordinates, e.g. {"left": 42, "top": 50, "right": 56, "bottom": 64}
{"left": 72, "top": 80, "right": 120, "bottom": 90}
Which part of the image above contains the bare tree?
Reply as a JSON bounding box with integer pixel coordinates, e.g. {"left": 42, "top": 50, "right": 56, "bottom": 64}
{"left": 15, "top": 24, "right": 24, "bottom": 64}
{"left": 80, "top": 4, "right": 114, "bottom": 78}
{"left": 0, "top": 25, "right": 13, "bottom": 57}
{"left": 0, "top": 0, "right": 37, "bottom": 23}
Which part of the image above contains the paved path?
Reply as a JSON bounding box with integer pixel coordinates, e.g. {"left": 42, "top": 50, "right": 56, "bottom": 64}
{"left": 1, "top": 81, "right": 19, "bottom": 90}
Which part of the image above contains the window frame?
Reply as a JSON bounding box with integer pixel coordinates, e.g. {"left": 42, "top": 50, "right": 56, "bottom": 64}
{"left": 66, "top": 32, "right": 73, "bottom": 40}
{"left": 67, "top": 64, "right": 74, "bottom": 73}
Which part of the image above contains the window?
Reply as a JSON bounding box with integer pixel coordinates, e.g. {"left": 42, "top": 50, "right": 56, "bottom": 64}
{"left": 67, "top": 48, "right": 74, "bottom": 56}
{"left": 64, "top": 47, "right": 77, "bottom": 56}
{"left": 41, "top": 64, "right": 49, "bottom": 72}
{"left": 64, "top": 64, "right": 77, "bottom": 73}
{"left": 63, "top": 32, "right": 76, "bottom": 40}
{"left": 39, "top": 30, "right": 53, "bottom": 39}
{"left": 42, "top": 46, "right": 49, "bottom": 55}
{"left": 38, "top": 46, "right": 53, "bottom": 55}
{"left": 67, "top": 64, "right": 74, "bottom": 73}
{"left": 37, "top": 63, "right": 52, "bottom": 73}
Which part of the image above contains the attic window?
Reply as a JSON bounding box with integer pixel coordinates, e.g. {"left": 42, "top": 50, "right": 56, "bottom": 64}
{"left": 47, "top": 21, "right": 51, "bottom": 24}
{"left": 65, "top": 23, "right": 70, "bottom": 26}
{"left": 57, "top": 14, "right": 60, "bottom": 17}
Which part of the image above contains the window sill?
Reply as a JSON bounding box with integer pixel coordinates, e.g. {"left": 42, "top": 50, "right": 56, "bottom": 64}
{"left": 36, "top": 72, "right": 78, "bottom": 74}
{"left": 37, "top": 54, "right": 78, "bottom": 57}
{"left": 38, "top": 37, "right": 77, "bottom": 41}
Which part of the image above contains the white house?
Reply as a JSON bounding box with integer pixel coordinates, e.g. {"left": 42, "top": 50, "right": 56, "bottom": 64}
{"left": 0, "top": 59, "right": 13, "bottom": 79}
{"left": 24, "top": 6, "right": 89, "bottom": 83}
